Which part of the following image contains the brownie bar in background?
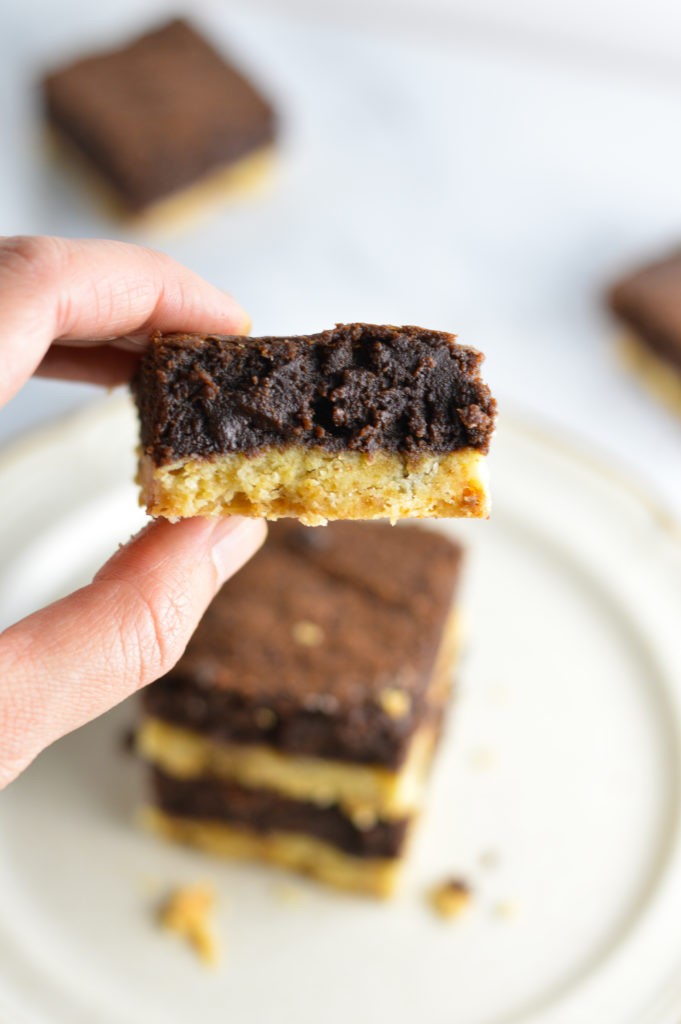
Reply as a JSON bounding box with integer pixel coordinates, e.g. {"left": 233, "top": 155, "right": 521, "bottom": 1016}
{"left": 43, "top": 18, "right": 275, "bottom": 214}
{"left": 609, "top": 249, "right": 681, "bottom": 411}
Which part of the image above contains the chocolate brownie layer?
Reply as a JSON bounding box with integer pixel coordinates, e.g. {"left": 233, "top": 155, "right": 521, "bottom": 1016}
{"left": 134, "top": 324, "right": 496, "bottom": 463}
{"left": 152, "top": 768, "right": 409, "bottom": 859}
{"left": 143, "top": 521, "right": 462, "bottom": 767}
{"left": 43, "top": 18, "right": 275, "bottom": 211}
{"left": 610, "top": 250, "right": 681, "bottom": 372}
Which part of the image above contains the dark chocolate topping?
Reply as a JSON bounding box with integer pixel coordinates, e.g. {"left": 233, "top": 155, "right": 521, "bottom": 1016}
{"left": 43, "top": 18, "right": 275, "bottom": 210}
{"left": 133, "top": 323, "right": 496, "bottom": 463}
{"left": 143, "top": 520, "right": 462, "bottom": 767}
{"left": 610, "top": 250, "right": 681, "bottom": 371}
{"left": 152, "top": 768, "right": 409, "bottom": 859}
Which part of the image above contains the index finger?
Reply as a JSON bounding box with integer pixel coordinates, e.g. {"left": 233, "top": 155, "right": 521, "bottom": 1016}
{"left": 0, "top": 235, "right": 250, "bottom": 405}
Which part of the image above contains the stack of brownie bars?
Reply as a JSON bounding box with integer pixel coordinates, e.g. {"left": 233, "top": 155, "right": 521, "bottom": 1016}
{"left": 137, "top": 520, "right": 463, "bottom": 896}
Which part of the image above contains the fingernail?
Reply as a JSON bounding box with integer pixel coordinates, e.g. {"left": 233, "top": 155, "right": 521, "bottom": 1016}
{"left": 221, "top": 294, "right": 251, "bottom": 336}
{"left": 113, "top": 332, "right": 149, "bottom": 350}
{"left": 210, "top": 517, "right": 267, "bottom": 584}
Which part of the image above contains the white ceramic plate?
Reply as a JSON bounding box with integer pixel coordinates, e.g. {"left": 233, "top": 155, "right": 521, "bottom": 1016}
{"left": 1, "top": 396, "right": 681, "bottom": 1024}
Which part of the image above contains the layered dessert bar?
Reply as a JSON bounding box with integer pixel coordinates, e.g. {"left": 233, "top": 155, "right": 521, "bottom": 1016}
{"left": 43, "top": 18, "right": 275, "bottom": 219}
{"left": 609, "top": 249, "right": 681, "bottom": 411}
{"left": 137, "top": 520, "right": 463, "bottom": 896}
{"left": 134, "top": 323, "right": 497, "bottom": 525}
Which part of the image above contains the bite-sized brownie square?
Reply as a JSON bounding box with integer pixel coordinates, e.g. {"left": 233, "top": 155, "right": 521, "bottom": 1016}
{"left": 43, "top": 18, "right": 275, "bottom": 213}
{"left": 133, "top": 323, "right": 497, "bottom": 525}
{"left": 609, "top": 249, "right": 681, "bottom": 410}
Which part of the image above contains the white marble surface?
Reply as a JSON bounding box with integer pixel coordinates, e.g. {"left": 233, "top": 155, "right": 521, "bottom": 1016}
{"left": 2, "top": 0, "right": 681, "bottom": 510}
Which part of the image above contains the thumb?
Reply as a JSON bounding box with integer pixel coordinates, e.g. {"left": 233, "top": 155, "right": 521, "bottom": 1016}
{"left": 0, "top": 515, "right": 266, "bottom": 788}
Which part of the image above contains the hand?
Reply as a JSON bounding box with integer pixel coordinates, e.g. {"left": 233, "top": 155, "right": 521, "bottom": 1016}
{"left": 0, "top": 236, "right": 266, "bottom": 788}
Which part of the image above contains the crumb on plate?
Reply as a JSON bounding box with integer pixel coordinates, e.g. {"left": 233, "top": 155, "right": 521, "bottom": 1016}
{"left": 429, "top": 878, "right": 472, "bottom": 919}
{"left": 159, "top": 882, "right": 219, "bottom": 965}
{"left": 494, "top": 898, "right": 521, "bottom": 920}
{"left": 478, "top": 848, "right": 500, "bottom": 871}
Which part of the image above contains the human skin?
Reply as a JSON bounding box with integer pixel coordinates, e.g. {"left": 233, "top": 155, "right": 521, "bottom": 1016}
{"left": 0, "top": 235, "right": 267, "bottom": 789}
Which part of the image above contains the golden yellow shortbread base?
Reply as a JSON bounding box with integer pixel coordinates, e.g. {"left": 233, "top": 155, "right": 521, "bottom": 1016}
{"left": 620, "top": 331, "right": 681, "bottom": 416}
{"left": 139, "top": 446, "right": 490, "bottom": 526}
{"left": 143, "top": 808, "right": 403, "bottom": 898}
{"left": 128, "top": 147, "right": 274, "bottom": 233}
{"left": 47, "top": 127, "right": 274, "bottom": 233}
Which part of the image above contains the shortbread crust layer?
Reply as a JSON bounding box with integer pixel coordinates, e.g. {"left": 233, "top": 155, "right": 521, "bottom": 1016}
{"left": 620, "top": 332, "right": 681, "bottom": 416}
{"left": 138, "top": 446, "right": 489, "bottom": 525}
{"left": 48, "top": 131, "right": 273, "bottom": 231}
{"left": 143, "top": 808, "right": 404, "bottom": 898}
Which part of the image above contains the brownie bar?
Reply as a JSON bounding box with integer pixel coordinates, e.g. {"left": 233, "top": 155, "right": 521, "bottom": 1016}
{"left": 43, "top": 18, "right": 275, "bottom": 212}
{"left": 134, "top": 324, "right": 496, "bottom": 523}
{"left": 152, "top": 769, "right": 410, "bottom": 859}
{"left": 139, "top": 520, "right": 463, "bottom": 895}
{"left": 142, "top": 520, "right": 462, "bottom": 768}
{"left": 609, "top": 249, "right": 681, "bottom": 374}
{"left": 138, "top": 520, "right": 462, "bottom": 897}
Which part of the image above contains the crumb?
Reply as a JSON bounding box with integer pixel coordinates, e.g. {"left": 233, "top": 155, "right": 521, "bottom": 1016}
{"left": 159, "top": 882, "right": 219, "bottom": 965}
{"left": 494, "top": 899, "right": 520, "bottom": 920}
{"left": 291, "top": 620, "right": 324, "bottom": 646}
{"left": 469, "top": 747, "right": 496, "bottom": 771}
{"left": 378, "top": 687, "right": 412, "bottom": 719}
{"left": 349, "top": 805, "right": 378, "bottom": 831}
{"left": 478, "top": 849, "right": 500, "bottom": 871}
{"left": 273, "top": 882, "right": 305, "bottom": 905}
{"left": 428, "top": 878, "right": 472, "bottom": 919}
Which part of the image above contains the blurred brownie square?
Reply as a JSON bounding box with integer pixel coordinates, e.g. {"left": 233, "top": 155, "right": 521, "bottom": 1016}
{"left": 43, "top": 18, "right": 275, "bottom": 214}
{"left": 609, "top": 249, "right": 681, "bottom": 410}
{"left": 133, "top": 323, "right": 497, "bottom": 525}
{"left": 137, "top": 520, "right": 464, "bottom": 896}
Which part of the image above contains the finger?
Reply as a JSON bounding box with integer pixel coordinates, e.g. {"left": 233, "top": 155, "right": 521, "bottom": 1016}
{"left": 0, "top": 516, "right": 266, "bottom": 789}
{"left": 34, "top": 344, "right": 141, "bottom": 386}
{"left": 0, "top": 235, "right": 250, "bottom": 405}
